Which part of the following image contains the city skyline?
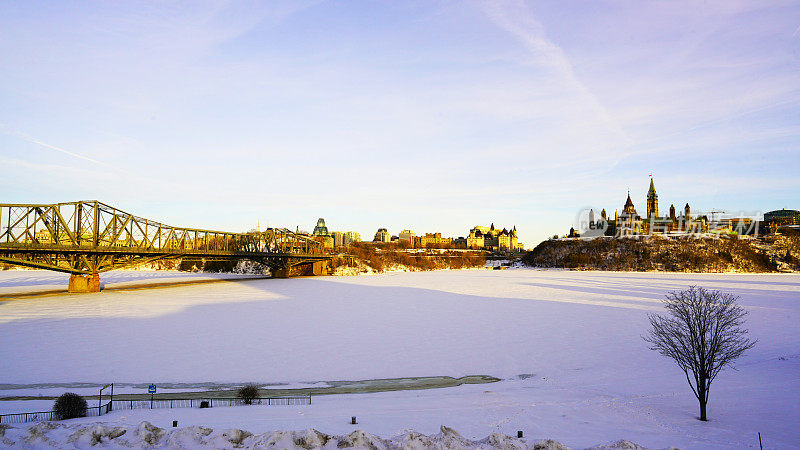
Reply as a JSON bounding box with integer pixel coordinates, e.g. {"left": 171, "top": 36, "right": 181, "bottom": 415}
{"left": 2, "top": 1, "right": 798, "bottom": 244}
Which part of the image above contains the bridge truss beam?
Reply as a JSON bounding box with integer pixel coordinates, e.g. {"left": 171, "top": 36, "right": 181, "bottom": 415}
{"left": 0, "top": 201, "right": 329, "bottom": 284}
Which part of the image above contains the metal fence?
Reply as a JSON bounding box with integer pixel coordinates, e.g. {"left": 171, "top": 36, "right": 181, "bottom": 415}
{"left": 0, "top": 401, "right": 111, "bottom": 425}
{"left": 0, "top": 396, "right": 311, "bottom": 425}
{"left": 110, "top": 396, "right": 312, "bottom": 411}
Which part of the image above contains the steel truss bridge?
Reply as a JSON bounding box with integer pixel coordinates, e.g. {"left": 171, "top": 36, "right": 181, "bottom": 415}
{"left": 0, "top": 201, "right": 330, "bottom": 292}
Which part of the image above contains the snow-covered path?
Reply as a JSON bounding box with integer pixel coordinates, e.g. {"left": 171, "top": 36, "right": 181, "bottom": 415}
{"left": 0, "top": 269, "right": 798, "bottom": 448}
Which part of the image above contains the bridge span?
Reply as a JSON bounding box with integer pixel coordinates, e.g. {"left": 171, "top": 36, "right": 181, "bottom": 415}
{"left": 0, "top": 201, "right": 330, "bottom": 292}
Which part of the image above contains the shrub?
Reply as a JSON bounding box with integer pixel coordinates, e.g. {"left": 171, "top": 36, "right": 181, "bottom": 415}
{"left": 237, "top": 384, "right": 260, "bottom": 405}
{"left": 54, "top": 392, "right": 88, "bottom": 420}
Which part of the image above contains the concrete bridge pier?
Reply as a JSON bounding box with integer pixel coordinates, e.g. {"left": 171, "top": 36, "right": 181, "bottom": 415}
{"left": 273, "top": 267, "right": 290, "bottom": 278}
{"left": 68, "top": 273, "right": 102, "bottom": 293}
{"left": 272, "top": 260, "right": 329, "bottom": 278}
{"left": 310, "top": 260, "right": 329, "bottom": 276}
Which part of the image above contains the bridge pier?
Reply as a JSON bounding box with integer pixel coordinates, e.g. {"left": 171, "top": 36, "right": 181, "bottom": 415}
{"left": 310, "top": 260, "right": 329, "bottom": 276}
{"left": 272, "top": 261, "right": 328, "bottom": 278}
{"left": 68, "top": 273, "right": 102, "bottom": 293}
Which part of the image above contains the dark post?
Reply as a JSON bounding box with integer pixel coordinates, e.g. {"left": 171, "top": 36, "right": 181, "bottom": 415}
{"left": 517, "top": 431, "right": 523, "bottom": 438}
{"left": 110, "top": 383, "right": 113, "bottom": 411}
{"left": 150, "top": 394, "right": 153, "bottom": 409}
{"left": 758, "top": 432, "right": 763, "bottom": 449}
{"left": 351, "top": 416, "right": 357, "bottom": 424}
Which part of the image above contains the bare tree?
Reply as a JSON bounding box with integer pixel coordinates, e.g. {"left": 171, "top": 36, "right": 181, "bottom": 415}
{"left": 643, "top": 286, "right": 756, "bottom": 421}
{"left": 237, "top": 384, "right": 260, "bottom": 405}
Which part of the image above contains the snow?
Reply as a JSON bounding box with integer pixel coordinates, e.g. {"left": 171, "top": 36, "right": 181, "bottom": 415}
{"left": 0, "top": 269, "right": 798, "bottom": 448}
{"left": 0, "top": 270, "right": 259, "bottom": 296}
{"left": 0, "top": 418, "right": 585, "bottom": 449}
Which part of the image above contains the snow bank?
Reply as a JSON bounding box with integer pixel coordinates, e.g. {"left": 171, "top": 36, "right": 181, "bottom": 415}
{"left": 0, "top": 421, "right": 659, "bottom": 449}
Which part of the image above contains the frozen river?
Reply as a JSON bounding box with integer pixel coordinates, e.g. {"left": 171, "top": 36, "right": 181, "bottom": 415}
{"left": 0, "top": 268, "right": 798, "bottom": 448}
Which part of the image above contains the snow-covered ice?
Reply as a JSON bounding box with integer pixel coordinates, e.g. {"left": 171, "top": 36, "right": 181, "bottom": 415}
{"left": 0, "top": 269, "right": 798, "bottom": 448}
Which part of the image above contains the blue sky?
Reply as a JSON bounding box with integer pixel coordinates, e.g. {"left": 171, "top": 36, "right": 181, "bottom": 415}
{"left": 1, "top": 1, "right": 799, "bottom": 245}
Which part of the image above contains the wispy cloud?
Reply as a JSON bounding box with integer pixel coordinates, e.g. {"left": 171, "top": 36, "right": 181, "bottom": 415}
{"left": 0, "top": 125, "right": 106, "bottom": 165}
{"left": 477, "top": 0, "right": 629, "bottom": 146}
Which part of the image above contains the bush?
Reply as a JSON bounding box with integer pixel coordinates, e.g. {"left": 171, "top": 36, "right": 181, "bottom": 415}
{"left": 237, "top": 384, "right": 260, "bottom": 405}
{"left": 54, "top": 392, "right": 88, "bottom": 420}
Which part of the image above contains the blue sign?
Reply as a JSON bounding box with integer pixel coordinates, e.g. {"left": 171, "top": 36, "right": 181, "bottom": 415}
{"left": 148, "top": 384, "right": 156, "bottom": 394}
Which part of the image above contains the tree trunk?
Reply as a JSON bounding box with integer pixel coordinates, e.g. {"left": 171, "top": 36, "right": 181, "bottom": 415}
{"left": 698, "top": 373, "right": 709, "bottom": 421}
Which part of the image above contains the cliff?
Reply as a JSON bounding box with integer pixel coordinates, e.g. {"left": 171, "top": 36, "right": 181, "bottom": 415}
{"left": 521, "top": 234, "right": 799, "bottom": 273}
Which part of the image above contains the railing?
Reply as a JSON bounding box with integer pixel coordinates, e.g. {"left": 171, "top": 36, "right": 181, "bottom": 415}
{"left": 0, "top": 396, "right": 311, "bottom": 425}
{"left": 110, "top": 396, "right": 311, "bottom": 411}
{"left": 0, "top": 401, "right": 111, "bottom": 424}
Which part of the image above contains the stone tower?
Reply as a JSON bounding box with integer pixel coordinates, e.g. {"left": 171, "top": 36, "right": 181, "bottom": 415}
{"left": 646, "top": 178, "right": 659, "bottom": 218}
{"left": 670, "top": 204, "right": 676, "bottom": 221}
{"left": 623, "top": 192, "right": 637, "bottom": 215}
{"left": 684, "top": 203, "right": 691, "bottom": 221}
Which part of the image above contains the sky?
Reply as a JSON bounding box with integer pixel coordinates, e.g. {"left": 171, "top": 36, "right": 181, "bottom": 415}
{"left": 1, "top": 0, "right": 799, "bottom": 246}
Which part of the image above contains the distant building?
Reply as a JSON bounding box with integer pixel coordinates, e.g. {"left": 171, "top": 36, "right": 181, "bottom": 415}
{"left": 345, "top": 231, "right": 361, "bottom": 245}
{"left": 330, "top": 230, "right": 362, "bottom": 247}
{"left": 331, "top": 231, "right": 345, "bottom": 248}
{"left": 414, "top": 232, "right": 452, "bottom": 248}
{"left": 398, "top": 229, "right": 415, "bottom": 243}
{"left": 764, "top": 209, "right": 800, "bottom": 234}
{"left": 374, "top": 228, "right": 391, "bottom": 243}
{"left": 589, "top": 178, "right": 710, "bottom": 237}
{"left": 311, "top": 218, "right": 333, "bottom": 248}
{"left": 312, "top": 218, "right": 329, "bottom": 236}
{"left": 466, "top": 227, "right": 486, "bottom": 249}
{"left": 616, "top": 192, "right": 644, "bottom": 236}
{"left": 466, "top": 224, "right": 523, "bottom": 251}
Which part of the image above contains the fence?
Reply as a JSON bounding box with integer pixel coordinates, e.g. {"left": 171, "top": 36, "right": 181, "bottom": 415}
{"left": 0, "top": 401, "right": 112, "bottom": 425}
{"left": 110, "top": 396, "right": 312, "bottom": 411}
{"left": 0, "top": 395, "right": 311, "bottom": 425}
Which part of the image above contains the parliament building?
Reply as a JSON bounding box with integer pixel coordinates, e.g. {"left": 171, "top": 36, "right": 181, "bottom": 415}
{"left": 576, "top": 178, "right": 708, "bottom": 237}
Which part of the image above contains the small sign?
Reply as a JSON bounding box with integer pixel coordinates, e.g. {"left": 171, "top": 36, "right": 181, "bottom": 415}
{"left": 148, "top": 384, "right": 156, "bottom": 394}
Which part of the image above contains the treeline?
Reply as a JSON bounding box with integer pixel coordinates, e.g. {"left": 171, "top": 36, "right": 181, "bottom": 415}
{"left": 330, "top": 242, "right": 486, "bottom": 273}
{"left": 521, "top": 234, "right": 800, "bottom": 273}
